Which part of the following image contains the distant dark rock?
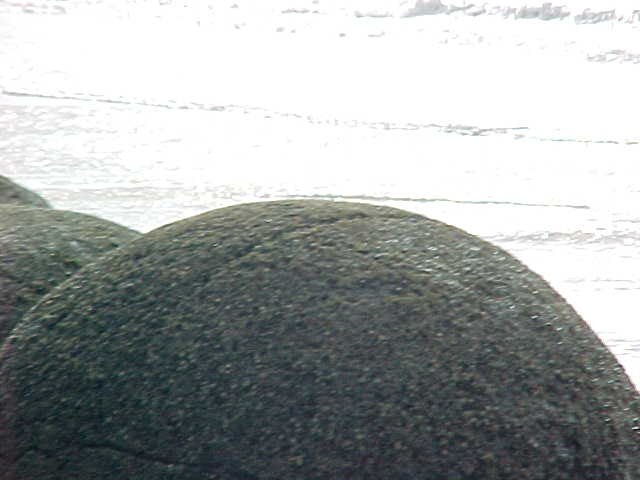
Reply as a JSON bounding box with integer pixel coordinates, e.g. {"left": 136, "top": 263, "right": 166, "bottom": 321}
{"left": 1, "top": 200, "right": 639, "bottom": 479}
{"left": 516, "top": 3, "right": 570, "bottom": 20}
{"left": 0, "top": 176, "right": 50, "bottom": 208}
{"left": 575, "top": 9, "right": 617, "bottom": 24}
{"left": 403, "top": 0, "right": 446, "bottom": 17}
{"left": 0, "top": 205, "right": 140, "bottom": 341}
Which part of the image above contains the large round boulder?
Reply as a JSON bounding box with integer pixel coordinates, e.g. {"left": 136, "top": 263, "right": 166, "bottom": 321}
{"left": 0, "top": 205, "right": 140, "bottom": 341}
{"left": 1, "top": 200, "right": 638, "bottom": 479}
{"left": 0, "top": 176, "right": 50, "bottom": 208}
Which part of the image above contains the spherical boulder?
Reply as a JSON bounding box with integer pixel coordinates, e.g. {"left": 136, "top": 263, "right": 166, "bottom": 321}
{"left": 1, "top": 200, "right": 639, "bottom": 479}
{"left": 0, "top": 176, "right": 50, "bottom": 208}
{"left": 0, "top": 205, "right": 140, "bottom": 341}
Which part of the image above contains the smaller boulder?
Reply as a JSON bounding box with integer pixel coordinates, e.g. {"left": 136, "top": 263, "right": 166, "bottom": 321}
{"left": 0, "top": 176, "right": 50, "bottom": 208}
{"left": 0, "top": 205, "right": 140, "bottom": 341}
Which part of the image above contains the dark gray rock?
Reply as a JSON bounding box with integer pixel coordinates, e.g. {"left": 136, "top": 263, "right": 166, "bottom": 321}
{"left": 515, "top": 4, "right": 570, "bottom": 20}
{"left": 403, "top": 0, "right": 446, "bottom": 17}
{"left": 0, "top": 205, "right": 140, "bottom": 341}
{"left": 1, "top": 200, "right": 639, "bottom": 479}
{"left": 0, "top": 176, "right": 50, "bottom": 208}
{"left": 575, "top": 9, "right": 617, "bottom": 24}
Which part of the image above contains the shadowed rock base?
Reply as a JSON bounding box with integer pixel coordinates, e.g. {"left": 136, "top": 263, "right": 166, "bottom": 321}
{"left": 1, "top": 200, "right": 639, "bottom": 479}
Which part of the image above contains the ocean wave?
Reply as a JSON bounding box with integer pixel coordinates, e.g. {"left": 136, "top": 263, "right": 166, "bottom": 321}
{"left": 587, "top": 49, "right": 640, "bottom": 64}
{"left": 497, "top": 230, "right": 640, "bottom": 245}
{"left": 400, "top": 1, "right": 639, "bottom": 23}
{"left": 2, "top": 0, "right": 639, "bottom": 24}
{"left": 2, "top": 0, "right": 638, "bottom": 145}
{"left": 276, "top": 193, "right": 590, "bottom": 210}
{"left": 2, "top": 88, "right": 639, "bottom": 146}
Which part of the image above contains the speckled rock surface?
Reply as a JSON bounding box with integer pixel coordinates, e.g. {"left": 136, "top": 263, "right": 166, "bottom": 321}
{"left": 0, "top": 205, "right": 140, "bottom": 341}
{"left": 0, "top": 176, "right": 50, "bottom": 208}
{"left": 1, "top": 200, "right": 639, "bottom": 479}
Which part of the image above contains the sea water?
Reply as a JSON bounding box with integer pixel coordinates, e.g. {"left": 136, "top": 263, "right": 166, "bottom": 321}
{"left": 1, "top": 0, "right": 639, "bottom": 385}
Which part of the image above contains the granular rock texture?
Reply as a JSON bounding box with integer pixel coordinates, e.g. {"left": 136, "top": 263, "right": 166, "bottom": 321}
{"left": 0, "top": 176, "right": 50, "bottom": 208}
{"left": 1, "top": 200, "right": 639, "bottom": 480}
{"left": 0, "top": 205, "right": 140, "bottom": 341}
